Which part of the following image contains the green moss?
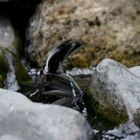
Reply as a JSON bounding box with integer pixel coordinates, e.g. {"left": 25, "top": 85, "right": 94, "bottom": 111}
{"left": 57, "top": 42, "right": 140, "bottom": 69}
{"left": 65, "top": 45, "right": 95, "bottom": 69}
{"left": 0, "top": 52, "right": 9, "bottom": 87}
{"left": 14, "top": 57, "right": 32, "bottom": 85}
{"left": 12, "top": 32, "right": 24, "bottom": 59}
{"left": 0, "top": 53, "right": 9, "bottom": 76}
{"left": 0, "top": 75, "right": 3, "bottom": 88}
{"left": 109, "top": 51, "right": 129, "bottom": 65}
{"left": 109, "top": 50, "right": 140, "bottom": 67}
{"left": 84, "top": 89, "right": 128, "bottom": 127}
{"left": 1, "top": 48, "right": 31, "bottom": 86}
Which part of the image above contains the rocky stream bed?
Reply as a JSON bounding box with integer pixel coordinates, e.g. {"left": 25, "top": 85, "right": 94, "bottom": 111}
{"left": 0, "top": 0, "right": 140, "bottom": 140}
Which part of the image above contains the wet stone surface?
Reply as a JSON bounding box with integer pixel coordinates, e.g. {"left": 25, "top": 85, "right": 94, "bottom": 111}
{"left": 0, "top": 88, "right": 93, "bottom": 140}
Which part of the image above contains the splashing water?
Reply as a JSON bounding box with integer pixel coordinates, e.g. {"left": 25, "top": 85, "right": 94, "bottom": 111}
{"left": 4, "top": 52, "right": 19, "bottom": 91}
{"left": 67, "top": 68, "right": 94, "bottom": 76}
{"left": 5, "top": 72, "right": 19, "bottom": 91}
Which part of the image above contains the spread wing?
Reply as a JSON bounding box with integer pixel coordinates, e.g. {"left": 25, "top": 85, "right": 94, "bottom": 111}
{"left": 44, "top": 40, "right": 82, "bottom": 73}
{"left": 42, "top": 74, "right": 73, "bottom": 97}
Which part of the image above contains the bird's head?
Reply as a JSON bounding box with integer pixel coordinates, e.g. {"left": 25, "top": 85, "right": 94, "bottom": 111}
{"left": 44, "top": 39, "right": 84, "bottom": 74}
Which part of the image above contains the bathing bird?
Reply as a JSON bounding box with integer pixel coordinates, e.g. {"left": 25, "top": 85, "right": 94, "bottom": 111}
{"left": 38, "top": 40, "right": 83, "bottom": 107}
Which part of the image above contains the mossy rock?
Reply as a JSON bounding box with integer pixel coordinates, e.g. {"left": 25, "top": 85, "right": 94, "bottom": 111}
{"left": 27, "top": 0, "right": 140, "bottom": 69}
{"left": 73, "top": 74, "right": 128, "bottom": 127}
{"left": 109, "top": 50, "right": 140, "bottom": 67}
{"left": 66, "top": 43, "right": 140, "bottom": 69}
{"left": 13, "top": 55, "right": 32, "bottom": 85}
{"left": 0, "top": 51, "right": 9, "bottom": 87}
{"left": 3, "top": 49, "right": 32, "bottom": 86}
{"left": 84, "top": 88, "right": 128, "bottom": 125}
{"left": 0, "top": 75, "right": 3, "bottom": 88}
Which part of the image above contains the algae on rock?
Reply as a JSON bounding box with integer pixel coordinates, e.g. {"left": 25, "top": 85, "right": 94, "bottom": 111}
{"left": 0, "top": 49, "right": 9, "bottom": 87}
{"left": 14, "top": 54, "right": 31, "bottom": 85}
{"left": 84, "top": 88, "right": 128, "bottom": 126}
{"left": 27, "top": 0, "right": 140, "bottom": 68}
{"left": 88, "top": 59, "right": 140, "bottom": 126}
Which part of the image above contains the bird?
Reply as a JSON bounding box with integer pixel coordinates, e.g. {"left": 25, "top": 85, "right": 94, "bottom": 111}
{"left": 37, "top": 40, "right": 83, "bottom": 107}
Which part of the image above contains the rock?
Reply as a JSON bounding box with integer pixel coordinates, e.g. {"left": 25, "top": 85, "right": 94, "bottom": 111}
{"left": 129, "top": 66, "right": 140, "bottom": 77}
{"left": 0, "top": 17, "right": 31, "bottom": 89}
{"left": 0, "top": 17, "right": 16, "bottom": 52}
{"left": 27, "top": 0, "right": 140, "bottom": 68}
{"left": 0, "top": 88, "right": 93, "bottom": 140}
{"left": 0, "top": 75, "right": 3, "bottom": 87}
{"left": 104, "top": 121, "right": 140, "bottom": 139}
{"left": 89, "top": 59, "right": 140, "bottom": 125}
{"left": 0, "top": 50, "right": 9, "bottom": 87}
{"left": 0, "top": 135, "right": 22, "bottom": 140}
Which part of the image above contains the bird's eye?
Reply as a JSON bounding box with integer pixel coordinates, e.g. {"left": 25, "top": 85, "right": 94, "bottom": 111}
{"left": 71, "top": 43, "right": 76, "bottom": 47}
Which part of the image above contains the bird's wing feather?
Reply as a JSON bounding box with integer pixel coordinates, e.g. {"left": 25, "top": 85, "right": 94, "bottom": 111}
{"left": 42, "top": 89, "right": 73, "bottom": 97}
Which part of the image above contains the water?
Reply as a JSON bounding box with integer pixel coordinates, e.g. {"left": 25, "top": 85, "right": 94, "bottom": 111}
{"left": 5, "top": 72, "right": 19, "bottom": 91}
{"left": 4, "top": 52, "right": 20, "bottom": 91}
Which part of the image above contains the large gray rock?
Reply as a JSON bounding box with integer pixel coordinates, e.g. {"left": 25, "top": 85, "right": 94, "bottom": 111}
{"left": 0, "top": 88, "right": 92, "bottom": 140}
{"left": 129, "top": 66, "right": 140, "bottom": 77}
{"left": 104, "top": 121, "right": 140, "bottom": 139}
{"left": 0, "top": 17, "right": 17, "bottom": 89}
{"left": 27, "top": 0, "right": 140, "bottom": 68}
{"left": 0, "top": 135, "right": 22, "bottom": 140}
{"left": 0, "top": 17, "right": 31, "bottom": 89}
{"left": 0, "top": 17, "right": 16, "bottom": 52}
{"left": 89, "top": 59, "right": 140, "bottom": 125}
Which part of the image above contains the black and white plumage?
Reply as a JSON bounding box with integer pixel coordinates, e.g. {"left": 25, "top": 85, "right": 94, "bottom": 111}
{"left": 44, "top": 40, "right": 82, "bottom": 74}
{"left": 39, "top": 40, "right": 83, "bottom": 106}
